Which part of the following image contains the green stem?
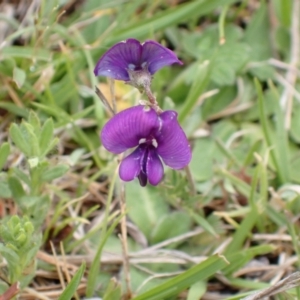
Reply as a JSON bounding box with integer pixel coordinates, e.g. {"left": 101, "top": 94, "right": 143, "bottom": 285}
{"left": 218, "top": 5, "right": 228, "bottom": 44}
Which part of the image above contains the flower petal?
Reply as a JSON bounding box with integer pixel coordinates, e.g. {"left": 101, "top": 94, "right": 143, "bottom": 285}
{"left": 141, "top": 40, "right": 183, "bottom": 74}
{"left": 138, "top": 172, "right": 147, "bottom": 187}
{"left": 94, "top": 39, "right": 143, "bottom": 81}
{"left": 119, "top": 146, "right": 143, "bottom": 182}
{"left": 101, "top": 105, "right": 159, "bottom": 154}
{"left": 156, "top": 111, "right": 191, "bottom": 169}
{"left": 146, "top": 147, "right": 164, "bottom": 186}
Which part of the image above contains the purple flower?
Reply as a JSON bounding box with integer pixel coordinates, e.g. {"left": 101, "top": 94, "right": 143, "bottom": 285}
{"left": 94, "top": 38, "right": 183, "bottom": 82}
{"left": 101, "top": 105, "right": 191, "bottom": 186}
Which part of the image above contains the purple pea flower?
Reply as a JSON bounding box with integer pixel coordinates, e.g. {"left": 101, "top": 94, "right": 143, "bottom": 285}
{"left": 101, "top": 105, "right": 191, "bottom": 186}
{"left": 94, "top": 39, "right": 182, "bottom": 88}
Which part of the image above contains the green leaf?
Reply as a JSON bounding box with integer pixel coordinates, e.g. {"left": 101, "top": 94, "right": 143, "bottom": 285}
{"left": 86, "top": 172, "right": 119, "bottom": 297}
{"left": 1, "top": 46, "right": 51, "bottom": 61}
{"left": 0, "top": 142, "right": 10, "bottom": 170}
{"left": 265, "top": 203, "right": 288, "bottom": 227}
{"left": 105, "top": 0, "right": 241, "bottom": 45}
{"left": 0, "top": 57, "right": 15, "bottom": 77}
{"left": 0, "top": 244, "right": 20, "bottom": 273}
{"left": 13, "top": 67, "right": 26, "bottom": 88}
{"left": 40, "top": 164, "right": 69, "bottom": 182}
{"left": 132, "top": 254, "right": 228, "bottom": 300}
{"left": 0, "top": 102, "right": 28, "bottom": 118}
{"left": 248, "top": 63, "right": 275, "bottom": 81}
{"left": 31, "top": 102, "right": 67, "bottom": 119}
{"left": 187, "top": 281, "right": 206, "bottom": 300}
{"left": 103, "top": 278, "right": 122, "bottom": 300}
{"left": 242, "top": 139, "right": 262, "bottom": 167}
{"left": 12, "top": 167, "right": 31, "bottom": 186}
{"left": 28, "top": 111, "right": 41, "bottom": 132}
{"left": 223, "top": 245, "right": 275, "bottom": 275}
{"left": 219, "top": 168, "right": 255, "bottom": 199}
{"left": 188, "top": 209, "right": 218, "bottom": 237}
{"left": 224, "top": 209, "right": 259, "bottom": 255}
{"left": 151, "top": 211, "right": 192, "bottom": 244}
{"left": 291, "top": 103, "right": 300, "bottom": 143}
{"left": 22, "top": 123, "right": 40, "bottom": 158}
{"left": 215, "top": 138, "right": 242, "bottom": 168}
{"left": 181, "top": 24, "right": 241, "bottom": 59}
{"left": 86, "top": 213, "right": 123, "bottom": 297}
{"left": 126, "top": 181, "right": 169, "bottom": 240}
{"left": 225, "top": 278, "right": 268, "bottom": 296}
{"left": 39, "top": 118, "right": 55, "bottom": 157}
{"left": 211, "top": 43, "right": 250, "bottom": 86}
{"left": 58, "top": 263, "right": 85, "bottom": 300}
{"left": 0, "top": 181, "right": 12, "bottom": 198}
{"left": 244, "top": 2, "right": 272, "bottom": 60}
{"left": 0, "top": 282, "right": 8, "bottom": 294}
{"left": 190, "top": 138, "right": 221, "bottom": 181}
{"left": 269, "top": 82, "right": 290, "bottom": 183}
{"left": 255, "top": 79, "right": 286, "bottom": 184}
{"left": 273, "top": 0, "right": 292, "bottom": 27}
{"left": 178, "top": 61, "right": 211, "bottom": 123}
{"left": 8, "top": 176, "right": 26, "bottom": 200}
{"left": 9, "top": 123, "right": 31, "bottom": 156}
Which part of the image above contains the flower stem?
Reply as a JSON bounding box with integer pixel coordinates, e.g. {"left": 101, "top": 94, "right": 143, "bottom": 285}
{"left": 185, "top": 165, "right": 196, "bottom": 196}
{"left": 144, "top": 86, "right": 163, "bottom": 114}
{"left": 119, "top": 176, "right": 132, "bottom": 298}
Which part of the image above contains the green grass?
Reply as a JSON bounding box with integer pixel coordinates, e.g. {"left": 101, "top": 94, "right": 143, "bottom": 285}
{"left": 0, "top": 0, "right": 300, "bottom": 299}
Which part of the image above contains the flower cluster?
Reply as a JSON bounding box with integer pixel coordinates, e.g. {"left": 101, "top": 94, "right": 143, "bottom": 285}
{"left": 95, "top": 38, "right": 191, "bottom": 186}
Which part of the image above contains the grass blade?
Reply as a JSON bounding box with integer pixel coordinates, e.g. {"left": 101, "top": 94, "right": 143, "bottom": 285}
{"left": 58, "top": 263, "right": 85, "bottom": 300}
{"left": 255, "top": 78, "right": 286, "bottom": 184}
{"left": 105, "top": 0, "right": 240, "bottom": 45}
{"left": 132, "top": 254, "right": 228, "bottom": 300}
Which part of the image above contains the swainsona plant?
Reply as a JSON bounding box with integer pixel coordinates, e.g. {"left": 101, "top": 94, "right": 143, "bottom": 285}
{"left": 95, "top": 38, "right": 191, "bottom": 187}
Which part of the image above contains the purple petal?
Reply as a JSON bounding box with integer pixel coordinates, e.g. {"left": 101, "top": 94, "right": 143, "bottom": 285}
{"left": 156, "top": 111, "right": 191, "bottom": 169}
{"left": 141, "top": 40, "right": 183, "bottom": 74}
{"left": 146, "top": 147, "right": 164, "bottom": 186}
{"left": 119, "top": 146, "right": 143, "bottom": 182}
{"left": 94, "top": 39, "right": 143, "bottom": 81}
{"left": 138, "top": 172, "right": 147, "bottom": 187}
{"left": 101, "top": 105, "right": 159, "bottom": 154}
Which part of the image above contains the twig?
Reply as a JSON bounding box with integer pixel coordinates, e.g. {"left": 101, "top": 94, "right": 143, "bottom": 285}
{"left": 108, "top": 78, "right": 117, "bottom": 114}
{"left": 50, "top": 241, "right": 65, "bottom": 290}
{"left": 54, "top": 251, "right": 207, "bottom": 265}
{"left": 18, "top": 0, "right": 40, "bottom": 28}
{"left": 135, "top": 269, "right": 183, "bottom": 294}
{"left": 280, "top": 0, "right": 300, "bottom": 129}
{"left": 0, "top": 282, "right": 19, "bottom": 300}
{"left": 269, "top": 58, "right": 300, "bottom": 77}
{"left": 252, "top": 233, "right": 292, "bottom": 241}
{"left": 95, "top": 86, "right": 115, "bottom": 116}
{"left": 196, "top": 89, "right": 219, "bottom": 106}
{"left": 37, "top": 250, "right": 79, "bottom": 271}
{"left": 275, "top": 72, "right": 300, "bottom": 103}
{"left": 136, "top": 227, "right": 204, "bottom": 254}
{"left": 241, "top": 271, "right": 300, "bottom": 300}
{"left": 60, "top": 242, "right": 81, "bottom": 300}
